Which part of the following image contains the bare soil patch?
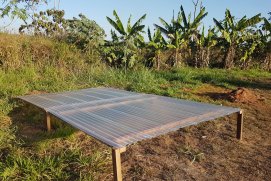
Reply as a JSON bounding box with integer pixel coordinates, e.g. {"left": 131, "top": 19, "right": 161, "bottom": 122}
{"left": 195, "top": 86, "right": 266, "bottom": 105}
{"left": 228, "top": 87, "right": 266, "bottom": 104}
{"left": 18, "top": 125, "right": 41, "bottom": 137}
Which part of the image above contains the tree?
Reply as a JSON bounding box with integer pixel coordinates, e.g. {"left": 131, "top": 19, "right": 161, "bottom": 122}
{"left": 147, "top": 27, "right": 173, "bottom": 70}
{"left": 195, "top": 25, "right": 218, "bottom": 67}
{"left": 19, "top": 9, "right": 68, "bottom": 36}
{"left": 153, "top": 10, "right": 183, "bottom": 66}
{"left": 103, "top": 30, "right": 124, "bottom": 67}
{"left": 106, "top": 10, "right": 146, "bottom": 72}
{"left": 65, "top": 14, "right": 106, "bottom": 65}
{"left": 239, "top": 30, "right": 261, "bottom": 69}
{"left": 154, "top": 6, "right": 208, "bottom": 67}
{"left": 264, "top": 18, "right": 271, "bottom": 36}
{"left": 213, "top": 9, "right": 263, "bottom": 69}
{"left": 67, "top": 13, "right": 106, "bottom": 50}
{"left": 258, "top": 18, "right": 271, "bottom": 70}
{"left": 178, "top": 5, "right": 208, "bottom": 64}
{"left": 0, "top": 0, "right": 47, "bottom": 23}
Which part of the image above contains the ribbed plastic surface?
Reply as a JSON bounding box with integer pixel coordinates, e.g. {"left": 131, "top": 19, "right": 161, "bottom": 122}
{"left": 18, "top": 87, "right": 240, "bottom": 148}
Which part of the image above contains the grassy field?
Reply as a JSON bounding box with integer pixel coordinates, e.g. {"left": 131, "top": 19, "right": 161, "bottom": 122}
{"left": 0, "top": 64, "right": 271, "bottom": 180}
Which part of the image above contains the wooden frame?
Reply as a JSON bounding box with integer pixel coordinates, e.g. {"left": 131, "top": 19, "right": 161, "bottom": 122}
{"left": 112, "top": 147, "right": 126, "bottom": 181}
{"left": 44, "top": 110, "right": 51, "bottom": 132}
{"left": 237, "top": 110, "right": 243, "bottom": 140}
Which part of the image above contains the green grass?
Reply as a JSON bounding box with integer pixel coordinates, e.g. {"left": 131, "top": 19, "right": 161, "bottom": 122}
{"left": 1, "top": 65, "right": 270, "bottom": 100}
{"left": 1, "top": 64, "right": 271, "bottom": 180}
{"left": 0, "top": 147, "right": 110, "bottom": 180}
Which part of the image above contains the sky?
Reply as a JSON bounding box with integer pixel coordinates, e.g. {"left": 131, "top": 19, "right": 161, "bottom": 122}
{"left": 1, "top": 0, "right": 270, "bottom": 41}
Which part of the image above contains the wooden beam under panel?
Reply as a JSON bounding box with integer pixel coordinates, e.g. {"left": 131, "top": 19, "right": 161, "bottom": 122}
{"left": 44, "top": 110, "right": 51, "bottom": 132}
{"left": 119, "top": 147, "right": 126, "bottom": 153}
{"left": 112, "top": 147, "right": 125, "bottom": 181}
{"left": 237, "top": 110, "right": 243, "bottom": 140}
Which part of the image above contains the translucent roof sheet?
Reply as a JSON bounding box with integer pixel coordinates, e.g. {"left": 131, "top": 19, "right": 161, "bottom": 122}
{"left": 18, "top": 87, "right": 240, "bottom": 148}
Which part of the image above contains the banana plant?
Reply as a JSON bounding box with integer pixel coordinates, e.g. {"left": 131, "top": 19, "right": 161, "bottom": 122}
{"left": 153, "top": 11, "right": 184, "bottom": 66}
{"left": 195, "top": 25, "right": 218, "bottom": 67}
{"left": 147, "top": 27, "right": 174, "bottom": 70}
{"left": 213, "top": 9, "right": 263, "bottom": 69}
{"left": 258, "top": 18, "right": 271, "bottom": 70}
{"left": 178, "top": 5, "right": 208, "bottom": 44}
{"left": 106, "top": 10, "right": 146, "bottom": 72}
{"left": 264, "top": 18, "right": 271, "bottom": 36}
{"left": 154, "top": 6, "right": 208, "bottom": 67}
{"left": 239, "top": 31, "right": 260, "bottom": 69}
{"left": 103, "top": 30, "right": 123, "bottom": 67}
{"left": 172, "top": 6, "right": 208, "bottom": 67}
{"left": 153, "top": 10, "right": 183, "bottom": 46}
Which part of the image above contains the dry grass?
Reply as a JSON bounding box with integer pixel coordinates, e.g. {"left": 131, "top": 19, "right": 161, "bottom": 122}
{"left": 0, "top": 32, "right": 89, "bottom": 72}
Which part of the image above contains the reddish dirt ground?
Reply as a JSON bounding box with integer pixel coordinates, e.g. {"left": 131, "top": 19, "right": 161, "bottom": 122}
{"left": 227, "top": 87, "right": 266, "bottom": 104}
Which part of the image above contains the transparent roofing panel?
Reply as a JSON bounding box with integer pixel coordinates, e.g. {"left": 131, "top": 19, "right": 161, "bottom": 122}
{"left": 18, "top": 87, "right": 240, "bottom": 148}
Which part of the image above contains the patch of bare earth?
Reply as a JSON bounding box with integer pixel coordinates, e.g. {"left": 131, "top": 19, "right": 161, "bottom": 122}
{"left": 202, "top": 87, "right": 266, "bottom": 105}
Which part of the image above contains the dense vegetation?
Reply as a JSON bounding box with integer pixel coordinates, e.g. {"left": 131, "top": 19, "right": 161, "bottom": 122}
{"left": 1, "top": 1, "right": 271, "bottom": 71}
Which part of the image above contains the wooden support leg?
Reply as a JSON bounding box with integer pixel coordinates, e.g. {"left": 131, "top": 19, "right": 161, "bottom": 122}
{"left": 44, "top": 110, "right": 51, "bottom": 132}
{"left": 237, "top": 110, "right": 243, "bottom": 140}
{"left": 112, "top": 147, "right": 126, "bottom": 181}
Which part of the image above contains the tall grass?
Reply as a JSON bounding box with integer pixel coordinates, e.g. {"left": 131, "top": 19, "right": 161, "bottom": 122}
{"left": 0, "top": 32, "right": 88, "bottom": 72}
{"left": 1, "top": 64, "right": 271, "bottom": 118}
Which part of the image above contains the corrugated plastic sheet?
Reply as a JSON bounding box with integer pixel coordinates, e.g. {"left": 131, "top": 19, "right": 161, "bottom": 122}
{"left": 18, "top": 87, "right": 240, "bottom": 148}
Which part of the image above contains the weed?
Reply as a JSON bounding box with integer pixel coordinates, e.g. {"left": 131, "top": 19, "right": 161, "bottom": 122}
{"left": 75, "top": 148, "right": 111, "bottom": 172}
{"left": 0, "top": 152, "right": 74, "bottom": 180}
{"left": 145, "top": 148, "right": 156, "bottom": 155}
{"left": 178, "top": 146, "right": 205, "bottom": 165}
{"left": 77, "top": 172, "right": 95, "bottom": 181}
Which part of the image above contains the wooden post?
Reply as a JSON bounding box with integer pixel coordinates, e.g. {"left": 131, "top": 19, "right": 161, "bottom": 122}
{"left": 44, "top": 110, "right": 51, "bottom": 132}
{"left": 237, "top": 110, "right": 243, "bottom": 140}
{"left": 112, "top": 147, "right": 126, "bottom": 181}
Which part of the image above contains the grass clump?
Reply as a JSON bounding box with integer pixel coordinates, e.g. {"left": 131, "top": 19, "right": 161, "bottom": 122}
{"left": 0, "top": 145, "right": 111, "bottom": 180}
{"left": 178, "top": 146, "right": 205, "bottom": 165}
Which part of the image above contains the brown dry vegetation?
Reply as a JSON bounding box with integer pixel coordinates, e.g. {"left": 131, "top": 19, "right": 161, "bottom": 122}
{"left": 0, "top": 32, "right": 88, "bottom": 71}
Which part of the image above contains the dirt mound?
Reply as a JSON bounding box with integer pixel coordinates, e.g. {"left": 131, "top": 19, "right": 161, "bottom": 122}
{"left": 228, "top": 87, "right": 265, "bottom": 104}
